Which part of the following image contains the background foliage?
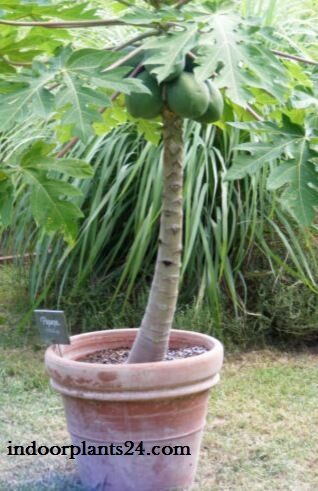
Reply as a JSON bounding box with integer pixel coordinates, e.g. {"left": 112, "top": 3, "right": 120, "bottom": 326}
{"left": 1, "top": 0, "right": 318, "bottom": 345}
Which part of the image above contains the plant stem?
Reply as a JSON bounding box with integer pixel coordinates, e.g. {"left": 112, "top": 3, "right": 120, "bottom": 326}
{"left": 271, "top": 49, "right": 318, "bottom": 66}
{"left": 246, "top": 104, "right": 263, "bottom": 121}
{"left": 6, "top": 60, "right": 32, "bottom": 67}
{"left": 111, "top": 29, "right": 160, "bottom": 51}
{"left": 0, "top": 19, "right": 160, "bottom": 29}
{"left": 102, "top": 46, "right": 144, "bottom": 73}
{"left": 127, "top": 109, "right": 184, "bottom": 363}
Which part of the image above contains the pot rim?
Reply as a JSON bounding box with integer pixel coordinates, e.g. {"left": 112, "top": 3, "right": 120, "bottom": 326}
{"left": 46, "top": 328, "right": 223, "bottom": 369}
{"left": 45, "top": 328, "right": 224, "bottom": 401}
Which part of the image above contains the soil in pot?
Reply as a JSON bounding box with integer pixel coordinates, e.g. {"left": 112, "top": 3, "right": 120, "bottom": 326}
{"left": 78, "top": 345, "right": 209, "bottom": 364}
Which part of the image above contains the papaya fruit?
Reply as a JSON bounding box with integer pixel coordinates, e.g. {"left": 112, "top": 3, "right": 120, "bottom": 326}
{"left": 145, "top": 58, "right": 185, "bottom": 82}
{"left": 166, "top": 72, "right": 209, "bottom": 119}
{"left": 195, "top": 80, "right": 223, "bottom": 124}
{"left": 125, "top": 71, "right": 163, "bottom": 119}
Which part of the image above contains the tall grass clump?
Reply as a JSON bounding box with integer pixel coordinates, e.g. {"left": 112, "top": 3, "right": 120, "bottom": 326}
{"left": 2, "top": 0, "right": 318, "bottom": 344}
{"left": 3, "top": 117, "right": 318, "bottom": 345}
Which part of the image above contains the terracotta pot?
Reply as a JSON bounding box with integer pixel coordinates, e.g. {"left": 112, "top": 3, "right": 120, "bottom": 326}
{"left": 45, "top": 328, "right": 223, "bottom": 491}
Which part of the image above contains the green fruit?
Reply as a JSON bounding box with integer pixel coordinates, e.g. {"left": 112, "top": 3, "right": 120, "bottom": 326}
{"left": 125, "top": 71, "right": 163, "bottom": 119}
{"left": 195, "top": 80, "right": 224, "bottom": 124}
{"left": 145, "top": 58, "right": 185, "bottom": 82}
{"left": 166, "top": 72, "right": 209, "bottom": 119}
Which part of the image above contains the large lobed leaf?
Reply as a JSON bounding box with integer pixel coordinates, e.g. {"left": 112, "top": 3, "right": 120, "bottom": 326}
{"left": 0, "top": 48, "right": 151, "bottom": 142}
{"left": 0, "top": 142, "right": 94, "bottom": 244}
{"left": 143, "top": 25, "right": 198, "bottom": 83}
{"left": 0, "top": 1, "right": 97, "bottom": 20}
{"left": 194, "top": 13, "right": 289, "bottom": 108}
{"left": 226, "top": 118, "right": 318, "bottom": 225}
{"left": 0, "top": 1, "right": 317, "bottom": 233}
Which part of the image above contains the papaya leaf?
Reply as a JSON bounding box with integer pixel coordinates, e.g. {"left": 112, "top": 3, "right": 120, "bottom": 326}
{"left": 20, "top": 142, "right": 93, "bottom": 178}
{"left": 0, "top": 58, "right": 16, "bottom": 74}
{"left": 21, "top": 168, "right": 83, "bottom": 244}
{"left": 194, "top": 13, "right": 289, "bottom": 107}
{"left": 92, "top": 68, "right": 151, "bottom": 94}
{"left": 225, "top": 143, "right": 289, "bottom": 179}
{"left": 121, "top": 7, "right": 164, "bottom": 25}
{"left": 0, "top": 47, "right": 147, "bottom": 139}
{"left": 227, "top": 117, "right": 318, "bottom": 225}
{"left": 267, "top": 146, "right": 318, "bottom": 226}
{"left": 0, "top": 71, "right": 57, "bottom": 129}
{"left": 133, "top": 118, "right": 162, "bottom": 146}
{"left": 52, "top": 49, "right": 150, "bottom": 140}
{"left": 56, "top": 78, "right": 110, "bottom": 142}
{"left": 227, "top": 117, "right": 307, "bottom": 178}
{"left": 94, "top": 102, "right": 128, "bottom": 135}
{"left": 9, "top": 142, "right": 94, "bottom": 243}
{"left": 64, "top": 49, "right": 121, "bottom": 74}
{"left": 31, "top": 158, "right": 94, "bottom": 178}
{"left": 143, "top": 25, "right": 198, "bottom": 83}
{"left": 0, "top": 28, "right": 71, "bottom": 63}
{"left": 291, "top": 90, "right": 318, "bottom": 110}
{"left": 0, "top": 1, "right": 97, "bottom": 20}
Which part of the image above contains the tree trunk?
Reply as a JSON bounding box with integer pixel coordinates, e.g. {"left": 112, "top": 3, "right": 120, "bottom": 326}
{"left": 127, "top": 109, "right": 184, "bottom": 363}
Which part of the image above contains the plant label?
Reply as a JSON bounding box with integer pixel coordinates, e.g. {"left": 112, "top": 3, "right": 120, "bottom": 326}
{"left": 34, "top": 310, "right": 70, "bottom": 345}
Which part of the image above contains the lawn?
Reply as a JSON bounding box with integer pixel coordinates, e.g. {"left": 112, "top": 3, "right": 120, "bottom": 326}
{"left": 0, "top": 265, "right": 317, "bottom": 490}
{"left": 1, "top": 345, "right": 317, "bottom": 490}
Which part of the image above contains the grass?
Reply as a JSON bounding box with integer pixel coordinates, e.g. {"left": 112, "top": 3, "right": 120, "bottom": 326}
{"left": 0, "top": 263, "right": 34, "bottom": 348}
{"left": 0, "top": 345, "right": 317, "bottom": 490}
{"left": 199, "top": 350, "right": 318, "bottom": 490}
{"left": 0, "top": 264, "right": 317, "bottom": 490}
{"left": 0, "top": 347, "right": 79, "bottom": 490}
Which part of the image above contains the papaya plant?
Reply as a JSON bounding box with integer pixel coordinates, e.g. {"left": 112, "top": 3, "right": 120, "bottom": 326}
{"left": 0, "top": 0, "right": 318, "bottom": 363}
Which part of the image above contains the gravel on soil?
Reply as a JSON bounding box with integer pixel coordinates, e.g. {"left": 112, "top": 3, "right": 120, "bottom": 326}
{"left": 79, "top": 345, "right": 209, "bottom": 364}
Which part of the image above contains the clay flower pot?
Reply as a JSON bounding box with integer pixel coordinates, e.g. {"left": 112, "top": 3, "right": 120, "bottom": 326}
{"left": 45, "top": 328, "right": 223, "bottom": 491}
